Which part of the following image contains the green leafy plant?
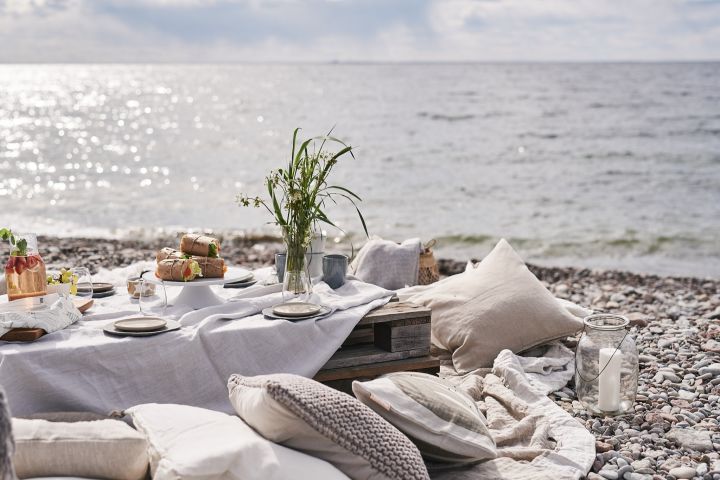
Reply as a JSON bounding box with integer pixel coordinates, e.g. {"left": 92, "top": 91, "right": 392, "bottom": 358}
{"left": 237, "top": 128, "right": 368, "bottom": 287}
{"left": 0, "top": 228, "right": 28, "bottom": 256}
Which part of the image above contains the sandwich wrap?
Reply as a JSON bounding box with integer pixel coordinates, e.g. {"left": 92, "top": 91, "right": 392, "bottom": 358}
{"left": 156, "top": 248, "right": 226, "bottom": 278}
{"left": 180, "top": 234, "right": 220, "bottom": 258}
{"left": 156, "top": 247, "right": 181, "bottom": 263}
{"left": 156, "top": 258, "right": 202, "bottom": 282}
{"left": 192, "top": 256, "right": 226, "bottom": 278}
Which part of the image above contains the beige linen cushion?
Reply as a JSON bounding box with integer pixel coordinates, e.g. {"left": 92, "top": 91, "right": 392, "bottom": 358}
{"left": 406, "top": 238, "right": 583, "bottom": 373}
{"left": 352, "top": 372, "right": 496, "bottom": 463}
{"left": 12, "top": 418, "right": 148, "bottom": 480}
{"left": 228, "top": 373, "right": 430, "bottom": 480}
{"left": 126, "top": 403, "right": 347, "bottom": 480}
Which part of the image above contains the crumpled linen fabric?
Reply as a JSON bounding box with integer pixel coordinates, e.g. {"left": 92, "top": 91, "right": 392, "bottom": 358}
{"left": 428, "top": 345, "right": 595, "bottom": 480}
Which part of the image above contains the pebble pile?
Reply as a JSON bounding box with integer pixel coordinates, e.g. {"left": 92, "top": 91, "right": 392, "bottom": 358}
{"left": 39, "top": 237, "right": 720, "bottom": 480}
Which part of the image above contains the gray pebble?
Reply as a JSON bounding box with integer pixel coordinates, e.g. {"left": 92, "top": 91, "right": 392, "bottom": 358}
{"left": 617, "top": 465, "right": 633, "bottom": 477}
{"left": 669, "top": 466, "right": 698, "bottom": 479}
{"left": 599, "top": 469, "right": 619, "bottom": 480}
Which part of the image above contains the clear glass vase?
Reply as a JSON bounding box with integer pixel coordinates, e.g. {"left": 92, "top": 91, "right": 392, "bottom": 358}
{"left": 282, "top": 239, "right": 312, "bottom": 300}
{"left": 5, "top": 233, "right": 47, "bottom": 301}
{"left": 575, "top": 314, "right": 639, "bottom": 416}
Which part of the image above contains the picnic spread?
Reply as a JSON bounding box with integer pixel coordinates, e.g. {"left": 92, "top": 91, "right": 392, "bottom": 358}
{"left": 0, "top": 132, "right": 641, "bottom": 480}
{"left": 0, "top": 234, "right": 604, "bottom": 480}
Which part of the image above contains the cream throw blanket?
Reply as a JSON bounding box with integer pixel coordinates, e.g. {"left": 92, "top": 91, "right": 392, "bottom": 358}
{"left": 428, "top": 344, "right": 595, "bottom": 480}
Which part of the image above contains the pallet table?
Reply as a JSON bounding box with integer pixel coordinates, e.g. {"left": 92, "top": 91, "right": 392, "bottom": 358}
{"left": 314, "top": 301, "right": 439, "bottom": 393}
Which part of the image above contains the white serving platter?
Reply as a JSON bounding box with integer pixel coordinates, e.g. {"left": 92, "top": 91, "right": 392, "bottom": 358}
{"left": 141, "top": 266, "right": 253, "bottom": 310}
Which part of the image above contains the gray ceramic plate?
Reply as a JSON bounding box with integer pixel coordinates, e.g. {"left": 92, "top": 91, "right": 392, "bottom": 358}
{"left": 93, "top": 288, "right": 116, "bottom": 299}
{"left": 114, "top": 317, "right": 167, "bottom": 332}
{"left": 104, "top": 319, "right": 180, "bottom": 337}
{"left": 262, "top": 305, "right": 331, "bottom": 321}
{"left": 272, "top": 302, "right": 322, "bottom": 317}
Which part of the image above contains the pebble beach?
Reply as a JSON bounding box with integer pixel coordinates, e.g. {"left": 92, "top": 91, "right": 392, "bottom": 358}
{"left": 26, "top": 236, "right": 720, "bottom": 480}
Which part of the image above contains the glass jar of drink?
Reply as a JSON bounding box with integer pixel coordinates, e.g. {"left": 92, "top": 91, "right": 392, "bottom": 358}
{"left": 5, "top": 233, "right": 48, "bottom": 301}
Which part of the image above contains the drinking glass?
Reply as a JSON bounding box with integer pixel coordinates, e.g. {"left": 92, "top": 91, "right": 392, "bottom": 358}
{"left": 71, "top": 267, "right": 93, "bottom": 300}
{"left": 137, "top": 277, "right": 167, "bottom": 317}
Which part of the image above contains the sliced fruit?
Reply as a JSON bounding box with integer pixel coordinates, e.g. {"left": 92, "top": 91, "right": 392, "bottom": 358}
{"left": 14, "top": 257, "right": 27, "bottom": 275}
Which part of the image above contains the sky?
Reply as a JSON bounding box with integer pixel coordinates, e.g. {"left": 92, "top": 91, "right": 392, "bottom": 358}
{"left": 1, "top": 0, "right": 719, "bottom": 62}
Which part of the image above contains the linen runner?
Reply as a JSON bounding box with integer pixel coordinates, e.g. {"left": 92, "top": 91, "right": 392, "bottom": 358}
{"left": 0, "top": 264, "right": 393, "bottom": 416}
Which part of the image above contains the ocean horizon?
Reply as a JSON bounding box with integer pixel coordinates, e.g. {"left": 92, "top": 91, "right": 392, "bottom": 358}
{"left": 1, "top": 62, "right": 718, "bottom": 278}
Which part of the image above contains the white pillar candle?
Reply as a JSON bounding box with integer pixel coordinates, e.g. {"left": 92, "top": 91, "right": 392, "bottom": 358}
{"left": 598, "top": 348, "right": 622, "bottom": 412}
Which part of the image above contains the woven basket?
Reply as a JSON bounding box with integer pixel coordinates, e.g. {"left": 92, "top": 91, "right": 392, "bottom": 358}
{"left": 418, "top": 240, "right": 440, "bottom": 285}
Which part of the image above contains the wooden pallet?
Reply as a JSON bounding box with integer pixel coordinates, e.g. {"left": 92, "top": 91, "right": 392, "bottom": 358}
{"left": 315, "top": 301, "right": 439, "bottom": 393}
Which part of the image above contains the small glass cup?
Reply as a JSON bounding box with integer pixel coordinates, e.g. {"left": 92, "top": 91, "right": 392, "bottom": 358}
{"left": 137, "top": 277, "right": 167, "bottom": 317}
{"left": 71, "top": 267, "right": 93, "bottom": 300}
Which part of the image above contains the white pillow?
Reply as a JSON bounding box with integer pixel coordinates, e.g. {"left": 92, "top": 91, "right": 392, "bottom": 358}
{"left": 12, "top": 418, "right": 148, "bottom": 480}
{"left": 228, "top": 373, "right": 430, "bottom": 480}
{"left": 406, "top": 238, "right": 584, "bottom": 373}
{"left": 125, "top": 403, "right": 348, "bottom": 480}
{"left": 352, "top": 372, "right": 496, "bottom": 463}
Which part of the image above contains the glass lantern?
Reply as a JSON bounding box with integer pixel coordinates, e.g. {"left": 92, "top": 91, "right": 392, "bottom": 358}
{"left": 575, "top": 314, "right": 639, "bottom": 416}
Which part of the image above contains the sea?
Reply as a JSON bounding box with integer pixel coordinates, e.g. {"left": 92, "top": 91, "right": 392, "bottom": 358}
{"left": 0, "top": 63, "right": 718, "bottom": 278}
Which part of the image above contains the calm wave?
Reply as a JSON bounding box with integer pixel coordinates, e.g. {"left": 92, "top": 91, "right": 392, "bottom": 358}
{"left": 1, "top": 63, "right": 718, "bottom": 277}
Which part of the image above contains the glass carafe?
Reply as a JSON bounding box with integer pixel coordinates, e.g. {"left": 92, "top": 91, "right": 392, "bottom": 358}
{"left": 5, "top": 233, "right": 47, "bottom": 301}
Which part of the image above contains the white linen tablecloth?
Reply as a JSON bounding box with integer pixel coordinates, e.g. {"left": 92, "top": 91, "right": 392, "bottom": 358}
{"left": 0, "top": 264, "right": 393, "bottom": 416}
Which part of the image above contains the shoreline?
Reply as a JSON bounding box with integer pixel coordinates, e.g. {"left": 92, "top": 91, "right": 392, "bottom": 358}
{"left": 30, "top": 234, "right": 719, "bottom": 285}
{"left": 7, "top": 235, "right": 720, "bottom": 477}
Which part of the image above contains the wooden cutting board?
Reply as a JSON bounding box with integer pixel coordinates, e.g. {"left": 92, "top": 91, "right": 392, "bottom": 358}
{"left": 0, "top": 297, "right": 94, "bottom": 343}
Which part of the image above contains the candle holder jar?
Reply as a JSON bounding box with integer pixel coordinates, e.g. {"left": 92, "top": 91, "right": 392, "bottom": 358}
{"left": 575, "top": 314, "right": 638, "bottom": 416}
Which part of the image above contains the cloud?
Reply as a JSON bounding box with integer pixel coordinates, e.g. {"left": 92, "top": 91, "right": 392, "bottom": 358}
{"left": 0, "top": 0, "right": 718, "bottom": 62}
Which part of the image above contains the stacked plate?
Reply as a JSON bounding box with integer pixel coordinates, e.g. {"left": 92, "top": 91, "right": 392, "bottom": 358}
{"left": 223, "top": 273, "right": 257, "bottom": 289}
{"left": 77, "top": 283, "right": 116, "bottom": 299}
{"left": 92, "top": 283, "right": 116, "bottom": 298}
{"left": 103, "top": 317, "right": 181, "bottom": 337}
{"left": 262, "top": 302, "right": 332, "bottom": 322}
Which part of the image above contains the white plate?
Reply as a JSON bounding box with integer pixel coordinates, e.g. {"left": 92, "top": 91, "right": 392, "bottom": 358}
{"left": 114, "top": 317, "right": 167, "bottom": 332}
{"left": 262, "top": 305, "right": 332, "bottom": 321}
{"left": 104, "top": 319, "right": 181, "bottom": 337}
{"left": 272, "top": 302, "right": 322, "bottom": 318}
{"left": 141, "top": 266, "right": 253, "bottom": 287}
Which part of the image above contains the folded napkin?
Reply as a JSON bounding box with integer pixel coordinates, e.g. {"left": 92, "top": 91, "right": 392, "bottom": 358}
{"left": 0, "top": 296, "right": 82, "bottom": 338}
{"left": 350, "top": 237, "right": 423, "bottom": 290}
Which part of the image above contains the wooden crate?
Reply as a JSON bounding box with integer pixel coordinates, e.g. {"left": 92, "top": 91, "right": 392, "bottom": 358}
{"left": 314, "top": 301, "right": 439, "bottom": 393}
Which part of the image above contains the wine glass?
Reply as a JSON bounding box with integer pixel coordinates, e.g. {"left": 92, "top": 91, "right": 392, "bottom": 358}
{"left": 137, "top": 277, "right": 167, "bottom": 317}
{"left": 71, "top": 267, "right": 93, "bottom": 301}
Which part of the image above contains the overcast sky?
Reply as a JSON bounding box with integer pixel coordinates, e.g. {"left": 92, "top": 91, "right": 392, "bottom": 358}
{"left": 1, "top": 0, "right": 719, "bottom": 62}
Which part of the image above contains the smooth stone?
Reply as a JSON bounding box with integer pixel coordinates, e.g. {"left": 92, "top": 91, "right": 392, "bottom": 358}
{"left": 597, "top": 441, "right": 615, "bottom": 453}
{"left": 587, "top": 473, "right": 605, "bottom": 480}
{"left": 616, "top": 465, "right": 632, "bottom": 478}
{"left": 699, "top": 364, "right": 720, "bottom": 376}
{"left": 678, "top": 390, "right": 697, "bottom": 401}
{"left": 631, "top": 459, "right": 651, "bottom": 470}
{"left": 599, "top": 469, "right": 619, "bottom": 480}
{"left": 622, "top": 473, "right": 652, "bottom": 480}
{"left": 666, "top": 428, "right": 714, "bottom": 452}
{"left": 698, "top": 463, "right": 709, "bottom": 475}
{"left": 663, "top": 372, "right": 683, "bottom": 383}
{"left": 617, "top": 458, "right": 629, "bottom": 468}
{"left": 669, "top": 466, "right": 698, "bottom": 479}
